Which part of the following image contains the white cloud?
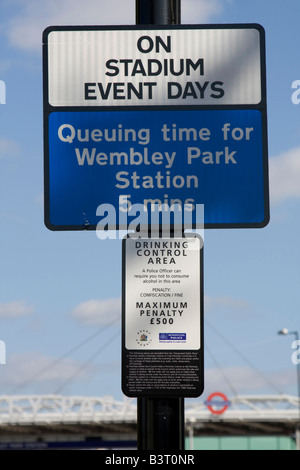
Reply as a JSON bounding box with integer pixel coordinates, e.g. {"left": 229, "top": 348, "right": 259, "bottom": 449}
{"left": 71, "top": 297, "right": 121, "bottom": 325}
{"left": 1, "top": 352, "right": 91, "bottom": 393}
{"left": 0, "top": 59, "right": 14, "bottom": 74}
{"left": 6, "top": 0, "right": 135, "bottom": 52}
{"left": 0, "top": 300, "right": 34, "bottom": 319}
{"left": 182, "top": 0, "right": 227, "bottom": 24}
{"left": 205, "top": 295, "right": 249, "bottom": 313}
{"left": 269, "top": 146, "right": 300, "bottom": 204}
{"left": 205, "top": 366, "right": 261, "bottom": 394}
{"left": 34, "top": 193, "right": 44, "bottom": 207}
{"left": 0, "top": 139, "right": 19, "bottom": 159}
{"left": 5, "top": 0, "right": 227, "bottom": 53}
{"left": 205, "top": 365, "right": 285, "bottom": 396}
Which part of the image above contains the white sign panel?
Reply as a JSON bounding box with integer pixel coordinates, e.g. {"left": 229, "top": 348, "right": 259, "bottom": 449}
{"left": 45, "top": 25, "right": 263, "bottom": 107}
{"left": 124, "top": 235, "right": 202, "bottom": 350}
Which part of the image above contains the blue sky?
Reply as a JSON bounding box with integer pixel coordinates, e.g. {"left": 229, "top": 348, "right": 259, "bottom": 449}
{"left": 0, "top": 0, "right": 299, "bottom": 403}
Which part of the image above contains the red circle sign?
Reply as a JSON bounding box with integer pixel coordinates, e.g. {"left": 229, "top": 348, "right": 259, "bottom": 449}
{"left": 205, "top": 392, "right": 231, "bottom": 415}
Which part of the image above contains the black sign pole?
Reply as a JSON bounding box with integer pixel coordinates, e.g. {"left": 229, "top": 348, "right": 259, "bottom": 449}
{"left": 135, "top": 0, "right": 185, "bottom": 452}
{"left": 136, "top": 0, "right": 181, "bottom": 24}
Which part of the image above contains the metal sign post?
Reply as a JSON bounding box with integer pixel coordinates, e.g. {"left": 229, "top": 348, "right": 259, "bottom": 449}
{"left": 135, "top": 0, "right": 185, "bottom": 451}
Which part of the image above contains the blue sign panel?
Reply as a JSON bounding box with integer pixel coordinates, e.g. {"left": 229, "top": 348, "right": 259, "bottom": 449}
{"left": 45, "top": 108, "right": 268, "bottom": 229}
{"left": 159, "top": 333, "right": 187, "bottom": 341}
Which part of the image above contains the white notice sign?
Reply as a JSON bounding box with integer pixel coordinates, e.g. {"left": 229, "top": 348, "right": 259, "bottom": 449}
{"left": 45, "top": 25, "right": 263, "bottom": 107}
{"left": 124, "top": 235, "right": 202, "bottom": 350}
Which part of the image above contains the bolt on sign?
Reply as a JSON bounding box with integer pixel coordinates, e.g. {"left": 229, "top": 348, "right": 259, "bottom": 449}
{"left": 122, "top": 234, "right": 204, "bottom": 397}
{"left": 43, "top": 24, "right": 269, "bottom": 230}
